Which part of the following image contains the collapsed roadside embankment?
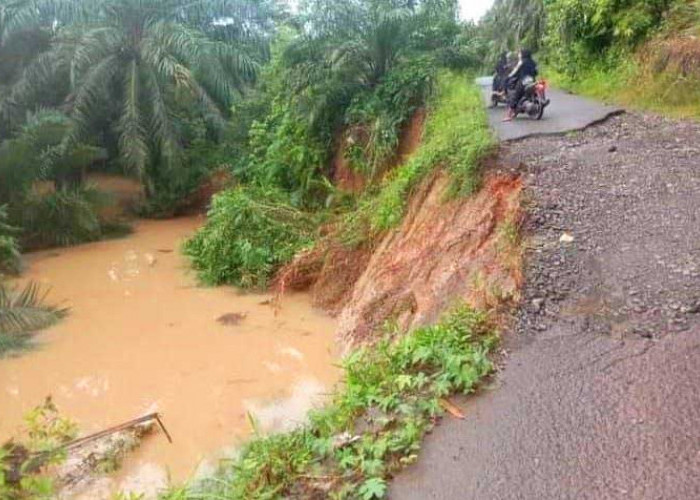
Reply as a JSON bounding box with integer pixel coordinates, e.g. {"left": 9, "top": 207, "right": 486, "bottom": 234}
{"left": 166, "top": 72, "right": 526, "bottom": 499}
{"left": 335, "top": 171, "right": 522, "bottom": 344}
{"left": 279, "top": 74, "right": 523, "bottom": 348}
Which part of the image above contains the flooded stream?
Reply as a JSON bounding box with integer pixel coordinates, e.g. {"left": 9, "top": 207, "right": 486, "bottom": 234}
{"left": 0, "top": 217, "right": 339, "bottom": 497}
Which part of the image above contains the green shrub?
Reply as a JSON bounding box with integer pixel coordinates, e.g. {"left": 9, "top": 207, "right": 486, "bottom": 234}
{"left": 544, "top": 0, "right": 673, "bottom": 75}
{"left": 0, "top": 398, "right": 77, "bottom": 497}
{"left": 183, "top": 186, "right": 315, "bottom": 288}
{"left": 245, "top": 104, "right": 330, "bottom": 208}
{"left": 20, "top": 188, "right": 104, "bottom": 249}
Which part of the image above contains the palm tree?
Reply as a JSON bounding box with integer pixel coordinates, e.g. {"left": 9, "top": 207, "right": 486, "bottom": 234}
{"left": 330, "top": 5, "right": 413, "bottom": 86}
{"left": 482, "top": 0, "right": 545, "bottom": 55}
{"left": 293, "top": 0, "right": 425, "bottom": 88}
{"left": 2, "top": 0, "right": 268, "bottom": 197}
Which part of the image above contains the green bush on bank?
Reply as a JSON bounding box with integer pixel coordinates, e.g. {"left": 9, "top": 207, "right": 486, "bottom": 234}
{"left": 180, "top": 305, "right": 497, "bottom": 499}
{"left": 183, "top": 186, "right": 316, "bottom": 289}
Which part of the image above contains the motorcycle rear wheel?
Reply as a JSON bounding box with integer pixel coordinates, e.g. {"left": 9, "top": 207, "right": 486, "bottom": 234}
{"left": 530, "top": 100, "right": 544, "bottom": 120}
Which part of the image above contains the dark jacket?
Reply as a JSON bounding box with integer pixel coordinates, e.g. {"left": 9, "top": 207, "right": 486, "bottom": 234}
{"left": 509, "top": 58, "right": 538, "bottom": 81}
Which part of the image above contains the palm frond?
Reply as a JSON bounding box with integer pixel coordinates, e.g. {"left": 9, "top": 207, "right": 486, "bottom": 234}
{"left": 65, "top": 53, "right": 122, "bottom": 146}
{"left": 65, "top": 26, "right": 124, "bottom": 89}
{"left": 0, "top": 50, "right": 63, "bottom": 123}
{"left": 0, "top": 281, "right": 68, "bottom": 336}
{"left": 142, "top": 66, "right": 181, "bottom": 169}
{"left": 117, "top": 59, "right": 149, "bottom": 177}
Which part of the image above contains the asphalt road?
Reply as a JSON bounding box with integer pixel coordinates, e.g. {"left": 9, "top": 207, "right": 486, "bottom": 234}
{"left": 391, "top": 322, "right": 700, "bottom": 500}
{"left": 390, "top": 98, "right": 700, "bottom": 499}
{"left": 475, "top": 76, "right": 623, "bottom": 141}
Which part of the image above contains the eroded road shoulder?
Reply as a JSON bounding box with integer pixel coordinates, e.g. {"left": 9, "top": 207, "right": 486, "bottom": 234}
{"left": 391, "top": 113, "right": 700, "bottom": 499}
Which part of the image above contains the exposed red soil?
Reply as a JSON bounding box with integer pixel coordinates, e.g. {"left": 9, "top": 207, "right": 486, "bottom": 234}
{"left": 331, "top": 141, "right": 367, "bottom": 193}
{"left": 393, "top": 107, "right": 426, "bottom": 166}
{"left": 331, "top": 108, "right": 426, "bottom": 193}
{"left": 183, "top": 168, "right": 233, "bottom": 212}
{"left": 336, "top": 172, "right": 523, "bottom": 344}
{"left": 309, "top": 244, "right": 373, "bottom": 314}
{"left": 282, "top": 108, "right": 523, "bottom": 342}
{"left": 274, "top": 239, "right": 373, "bottom": 315}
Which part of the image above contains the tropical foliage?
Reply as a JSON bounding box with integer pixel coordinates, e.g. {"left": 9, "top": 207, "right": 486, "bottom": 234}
{"left": 183, "top": 186, "right": 315, "bottom": 288}
{"left": 227, "top": 0, "right": 481, "bottom": 206}
{"left": 0, "top": 397, "right": 78, "bottom": 498}
{"left": 0, "top": 205, "right": 21, "bottom": 275}
{"left": 0, "top": 0, "right": 278, "bottom": 225}
{"left": 0, "top": 281, "right": 68, "bottom": 356}
{"left": 544, "top": 0, "right": 674, "bottom": 75}
{"left": 182, "top": 0, "right": 488, "bottom": 288}
{"left": 481, "top": 0, "right": 546, "bottom": 57}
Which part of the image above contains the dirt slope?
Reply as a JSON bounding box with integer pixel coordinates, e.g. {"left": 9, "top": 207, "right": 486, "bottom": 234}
{"left": 391, "top": 112, "right": 700, "bottom": 499}
{"left": 337, "top": 172, "right": 523, "bottom": 344}
{"left": 282, "top": 108, "right": 523, "bottom": 329}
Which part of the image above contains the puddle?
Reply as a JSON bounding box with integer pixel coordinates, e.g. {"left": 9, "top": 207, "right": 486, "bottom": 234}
{"left": 0, "top": 217, "right": 339, "bottom": 497}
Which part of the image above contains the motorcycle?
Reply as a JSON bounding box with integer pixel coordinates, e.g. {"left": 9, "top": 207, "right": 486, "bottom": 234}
{"left": 491, "top": 78, "right": 550, "bottom": 120}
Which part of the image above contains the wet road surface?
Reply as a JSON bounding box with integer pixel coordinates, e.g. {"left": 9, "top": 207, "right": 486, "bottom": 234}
{"left": 391, "top": 108, "right": 700, "bottom": 499}
{"left": 475, "top": 76, "right": 623, "bottom": 142}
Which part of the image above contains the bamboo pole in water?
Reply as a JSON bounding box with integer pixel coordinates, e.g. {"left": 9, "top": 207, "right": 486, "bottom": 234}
{"left": 3, "top": 413, "right": 173, "bottom": 482}
{"left": 53, "top": 412, "right": 173, "bottom": 453}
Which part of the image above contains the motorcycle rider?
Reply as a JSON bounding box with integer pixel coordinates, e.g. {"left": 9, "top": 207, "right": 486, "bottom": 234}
{"left": 492, "top": 52, "right": 508, "bottom": 96}
{"left": 503, "top": 49, "right": 538, "bottom": 122}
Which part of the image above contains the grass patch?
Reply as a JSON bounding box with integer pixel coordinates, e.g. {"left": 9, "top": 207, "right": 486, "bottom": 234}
{"left": 173, "top": 305, "right": 496, "bottom": 499}
{"left": 545, "top": 59, "right": 700, "bottom": 119}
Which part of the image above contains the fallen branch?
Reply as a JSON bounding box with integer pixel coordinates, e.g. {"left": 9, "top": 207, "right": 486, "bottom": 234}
{"left": 35, "top": 412, "right": 172, "bottom": 458}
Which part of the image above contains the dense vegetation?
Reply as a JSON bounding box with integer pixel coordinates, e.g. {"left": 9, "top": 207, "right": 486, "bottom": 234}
{"left": 0, "top": 0, "right": 276, "bottom": 252}
{"left": 185, "top": 0, "right": 489, "bottom": 288}
{"left": 480, "top": 0, "right": 700, "bottom": 116}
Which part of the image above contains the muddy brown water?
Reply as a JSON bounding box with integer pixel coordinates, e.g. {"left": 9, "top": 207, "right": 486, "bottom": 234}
{"left": 0, "top": 216, "right": 339, "bottom": 497}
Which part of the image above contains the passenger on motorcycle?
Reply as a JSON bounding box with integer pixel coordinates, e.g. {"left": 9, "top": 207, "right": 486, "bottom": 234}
{"left": 492, "top": 52, "right": 517, "bottom": 98}
{"left": 492, "top": 52, "right": 508, "bottom": 95}
{"left": 503, "top": 49, "right": 538, "bottom": 122}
